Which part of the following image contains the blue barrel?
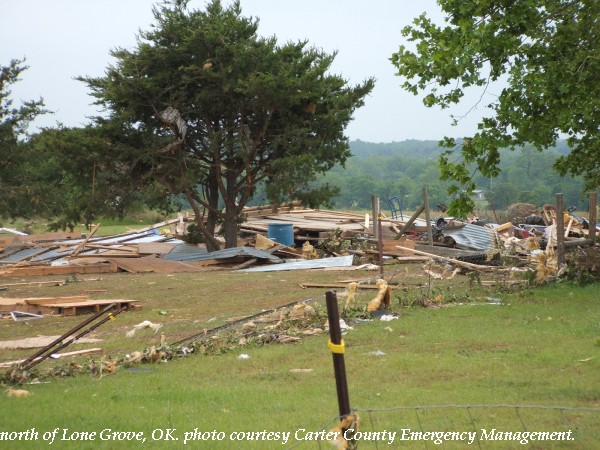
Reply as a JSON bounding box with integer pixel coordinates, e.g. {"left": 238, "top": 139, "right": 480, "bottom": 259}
{"left": 267, "top": 223, "right": 294, "bottom": 246}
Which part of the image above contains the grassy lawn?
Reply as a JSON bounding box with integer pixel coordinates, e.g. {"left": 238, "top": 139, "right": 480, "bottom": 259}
{"left": 1, "top": 263, "right": 599, "bottom": 449}
{"left": 1, "top": 213, "right": 170, "bottom": 237}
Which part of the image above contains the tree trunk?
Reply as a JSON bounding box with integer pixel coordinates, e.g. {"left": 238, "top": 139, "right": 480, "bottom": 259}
{"left": 222, "top": 166, "right": 240, "bottom": 248}
{"left": 204, "top": 171, "right": 221, "bottom": 252}
{"left": 183, "top": 189, "right": 221, "bottom": 253}
{"left": 222, "top": 206, "right": 239, "bottom": 248}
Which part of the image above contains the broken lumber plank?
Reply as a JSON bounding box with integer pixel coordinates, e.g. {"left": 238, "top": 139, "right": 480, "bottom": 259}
{"left": 299, "top": 282, "right": 408, "bottom": 290}
{"left": 84, "top": 244, "right": 139, "bottom": 252}
{"left": 565, "top": 216, "right": 573, "bottom": 237}
{"left": 479, "top": 280, "right": 528, "bottom": 286}
{"left": 0, "top": 280, "right": 67, "bottom": 288}
{"left": 0, "top": 262, "right": 118, "bottom": 277}
{"left": 130, "top": 217, "right": 181, "bottom": 233}
{"left": 75, "top": 252, "right": 141, "bottom": 258}
{"left": 31, "top": 299, "right": 141, "bottom": 316}
{"left": 394, "top": 245, "right": 519, "bottom": 273}
{"left": 24, "top": 295, "right": 90, "bottom": 305}
{"left": 395, "top": 204, "right": 425, "bottom": 239}
{"left": 394, "top": 256, "right": 432, "bottom": 263}
{"left": 70, "top": 224, "right": 101, "bottom": 257}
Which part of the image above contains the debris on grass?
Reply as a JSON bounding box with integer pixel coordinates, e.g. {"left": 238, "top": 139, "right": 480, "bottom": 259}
{"left": 344, "top": 282, "right": 358, "bottom": 311}
{"left": 6, "top": 387, "right": 32, "bottom": 398}
{"left": 125, "top": 320, "right": 163, "bottom": 338}
{"left": 327, "top": 413, "right": 359, "bottom": 450}
{"left": 289, "top": 303, "right": 315, "bottom": 320}
{"left": 379, "top": 314, "right": 399, "bottom": 321}
{"left": 367, "top": 279, "right": 391, "bottom": 312}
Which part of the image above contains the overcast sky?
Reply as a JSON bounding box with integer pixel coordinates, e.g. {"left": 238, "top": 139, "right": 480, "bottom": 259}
{"left": 1, "top": 0, "right": 489, "bottom": 143}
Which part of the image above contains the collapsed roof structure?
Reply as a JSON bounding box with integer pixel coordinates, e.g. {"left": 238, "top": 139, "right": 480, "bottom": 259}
{"left": 0, "top": 198, "right": 597, "bottom": 279}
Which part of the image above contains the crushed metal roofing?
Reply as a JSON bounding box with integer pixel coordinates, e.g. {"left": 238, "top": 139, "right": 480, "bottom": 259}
{"left": 0, "top": 228, "right": 27, "bottom": 236}
{"left": 164, "top": 245, "right": 282, "bottom": 264}
{"left": 442, "top": 223, "right": 500, "bottom": 251}
{"left": 0, "top": 230, "right": 184, "bottom": 266}
{"left": 238, "top": 255, "right": 354, "bottom": 272}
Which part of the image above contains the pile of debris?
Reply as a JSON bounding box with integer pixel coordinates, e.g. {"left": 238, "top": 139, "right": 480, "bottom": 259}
{"left": 1, "top": 202, "right": 597, "bottom": 279}
{"left": 2, "top": 279, "right": 400, "bottom": 384}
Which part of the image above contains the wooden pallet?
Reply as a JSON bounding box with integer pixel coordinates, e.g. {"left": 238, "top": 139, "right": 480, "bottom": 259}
{"left": 2, "top": 296, "right": 142, "bottom": 316}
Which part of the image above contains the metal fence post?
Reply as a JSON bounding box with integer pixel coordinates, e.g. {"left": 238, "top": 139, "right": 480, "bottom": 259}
{"left": 325, "top": 291, "right": 351, "bottom": 419}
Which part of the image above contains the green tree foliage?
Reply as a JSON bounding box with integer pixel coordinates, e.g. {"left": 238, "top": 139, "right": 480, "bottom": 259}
{"left": 0, "top": 59, "right": 47, "bottom": 220}
{"left": 79, "top": 0, "right": 374, "bottom": 250}
{"left": 29, "top": 126, "right": 178, "bottom": 231}
{"left": 487, "top": 182, "right": 519, "bottom": 210}
{"left": 390, "top": 0, "right": 600, "bottom": 216}
{"left": 318, "top": 140, "right": 585, "bottom": 215}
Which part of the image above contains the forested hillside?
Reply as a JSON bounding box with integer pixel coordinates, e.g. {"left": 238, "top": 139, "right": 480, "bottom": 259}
{"left": 314, "top": 139, "right": 585, "bottom": 212}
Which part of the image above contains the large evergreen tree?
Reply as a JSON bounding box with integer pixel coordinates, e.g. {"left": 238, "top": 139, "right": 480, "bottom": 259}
{"left": 391, "top": 0, "right": 600, "bottom": 216}
{"left": 80, "top": 0, "right": 374, "bottom": 250}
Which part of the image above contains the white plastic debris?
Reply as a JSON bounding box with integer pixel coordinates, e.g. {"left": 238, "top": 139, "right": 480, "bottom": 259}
{"left": 379, "top": 314, "right": 399, "bottom": 321}
{"left": 324, "top": 319, "right": 354, "bottom": 332}
{"left": 125, "top": 320, "right": 163, "bottom": 338}
{"left": 238, "top": 354, "right": 250, "bottom": 360}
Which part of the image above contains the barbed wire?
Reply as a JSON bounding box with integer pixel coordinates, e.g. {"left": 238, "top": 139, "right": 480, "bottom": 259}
{"left": 285, "top": 404, "right": 600, "bottom": 449}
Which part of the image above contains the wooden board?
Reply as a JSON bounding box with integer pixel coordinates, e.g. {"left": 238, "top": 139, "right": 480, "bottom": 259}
{"left": 380, "top": 239, "right": 415, "bottom": 255}
{"left": 0, "top": 232, "right": 82, "bottom": 247}
{"left": 0, "top": 280, "right": 67, "bottom": 288}
{"left": 0, "top": 262, "right": 118, "bottom": 277}
{"left": 32, "top": 299, "right": 141, "bottom": 316}
{"left": 0, "top": 295, "right": 89, "bottom": 308}
{"left": 136, "top": 242, "right": 179, "bottom": 255}
{"left": 0, "top": 296, "right": 141, "bottom": 316}
{"left": 24, "top": 295, "right": 90, "bottom": 305}
{"left": 106, "top": 255, "right": 209, "bottom": 273}
{"left": 299, "top": 282, "right": 410, "bottom": 290}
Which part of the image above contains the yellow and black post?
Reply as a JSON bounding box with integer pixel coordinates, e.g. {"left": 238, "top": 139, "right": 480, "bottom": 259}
{"left": 325, "top": 291, "right": 351, "bottom": 420}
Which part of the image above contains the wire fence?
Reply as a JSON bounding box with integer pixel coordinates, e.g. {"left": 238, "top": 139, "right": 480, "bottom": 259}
{"left": 286, "top": 404, "right": 600, "bottom": 449}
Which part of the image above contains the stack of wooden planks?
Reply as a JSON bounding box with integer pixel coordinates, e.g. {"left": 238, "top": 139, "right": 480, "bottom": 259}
{"left": 0, "top": 295, "right": 141, "bottom": 316}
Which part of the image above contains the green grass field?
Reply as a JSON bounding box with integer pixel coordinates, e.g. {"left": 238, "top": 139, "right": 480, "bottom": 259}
{"left": 1, "top": 264, "right": 599, "bottom": 449}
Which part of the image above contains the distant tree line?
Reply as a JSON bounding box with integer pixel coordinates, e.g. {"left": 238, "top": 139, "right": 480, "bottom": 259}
{"left": 3, "top": 0, "right": 597, "bottom": 237}
{"left": 310, "top": 139, "right": 588, "bottom": 214}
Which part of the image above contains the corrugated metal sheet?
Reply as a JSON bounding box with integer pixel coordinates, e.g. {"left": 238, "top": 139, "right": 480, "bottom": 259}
{"left": 442, "top": 223, "right": 499, "bottom": 251}
{"left": 30, "top": 247, "right": 74, "bottom": 262}
{"left": 0, "top": 247, "right": 51, "bottom": 263}
{"left": 238, "top": 255, "right": 354, "bottom": 272}
{"left": 0, "top": 230, "right": 184, "bottom": 265}
{"left": 87, "top": 230, "right": 161, "bottom": 244}
{"left": 0, "top": 228, "right": 27, "bottom": 235}
{"left": 164, "top": 245, "right": 282, "bottom": 264}
{"left": 105, "top": 255, "right": 206, "bottom": 273}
